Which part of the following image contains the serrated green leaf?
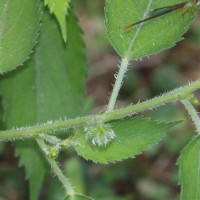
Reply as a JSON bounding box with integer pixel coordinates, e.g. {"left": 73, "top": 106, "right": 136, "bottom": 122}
{"left": 0, "top": 7, "right": 86, "bottom": 200}
{"left": 0, "top": 0, "right": 42, "bottom": 73}
{"left": 73, "top": 118, "right": 178, "bottom": 164}
{"left": 178, "top": 136, "right": 200, "bottom": 200}
{"left": 105, "top": 0, "right": 199, "bottom": 59}
{"left": 44, "top": 0, "right": 71, "bottom": 42}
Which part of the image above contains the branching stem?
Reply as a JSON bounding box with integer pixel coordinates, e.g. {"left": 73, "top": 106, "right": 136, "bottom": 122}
{"left": 181, "top": 99, "right": 200, "bottom": 135}
{"left": 0, "top": 80, "right": 200, "bottom": 140}
{"left": 36, "top": 138, "right": 75, "bottom": 196}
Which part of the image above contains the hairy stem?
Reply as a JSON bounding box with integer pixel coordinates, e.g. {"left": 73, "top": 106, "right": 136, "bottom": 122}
{"left": 37, "top": 138, "right": 75, "bottom": 195}
{"left": 107, "top": 58, "right": 129, "bottom": 112}
{"left": 0, "top": 80, "right": 200, "bottom": 140}
{"left": 181, "top": 99, "right": 200, "bottom": 135}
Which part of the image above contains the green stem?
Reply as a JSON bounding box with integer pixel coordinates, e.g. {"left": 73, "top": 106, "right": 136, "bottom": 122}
{"left": 107, "top": 58, "right": 129, "bottom": 112}
{"left": 0, "top": 80, "right": 200, "bottom": 140}
{"left": 39, "top": 134, "right": 61, "bottom": 145}
{"left": 36, "top": 138, "right": 75, "bottom": 196}
{"left": 181, "top": 99, "right": 200, "bottom": 135}
{"left": 106, "top": 2, "right": 152, "bottom": 112}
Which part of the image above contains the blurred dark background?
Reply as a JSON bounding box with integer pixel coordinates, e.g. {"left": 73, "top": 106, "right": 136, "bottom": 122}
{"left": 1, "top": 0, "right": 200, "bottom": 199}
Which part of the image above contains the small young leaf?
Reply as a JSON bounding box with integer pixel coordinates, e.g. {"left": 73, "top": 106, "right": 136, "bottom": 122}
{"left": 178, "top": 136, "right": 200, "bottom": 200}
{"left": 105, "top": 0, "right": 199, "bottom": 59}
{"left": 0, "top": 0, "right": 42, "bottom": 73}
{"left": 44, "top": 0, "right": 71, "bottom": 42}
{"left": 0, "top": 8, "right": 86, "bottom": 200}
{"left": 72, "top": 118, "right": 178, "bottom": 163}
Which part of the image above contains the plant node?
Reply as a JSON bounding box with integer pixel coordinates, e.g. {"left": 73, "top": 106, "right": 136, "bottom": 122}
{"left": 84, "top": 123, "right": 115, "bottom": 146}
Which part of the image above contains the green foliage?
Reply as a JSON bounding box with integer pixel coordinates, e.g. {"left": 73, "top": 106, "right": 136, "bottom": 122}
{"left": 73, "top": 118, "right": 178, "bottom": 163}
{"left": 46, "top": 179, "right": 67, "bottom": 200}
{"left": 0, "top": 0, "right": 42, "bottom": 73}
{"left": 44, "top": 0, "right": 71, "bottom": 42}
{"left": 47, "top": 181, "right": 94, "bottom": 200}
{"left": 65, "top": 194, "right": 94, "bottom": 200}
{"left": 64, "top": 158, "right": 85, "bottom": 194}
{"left": 178, "top": 136, "right": 200, "bottom": 200}
{"left": 105, "top": 0, "right": 199, "bottom": 59}
{"left": 0, "top": 7, "right": 86, "bottom": 200}
{"left": 0, "top": 0, "right": 199, "bottom": 199}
